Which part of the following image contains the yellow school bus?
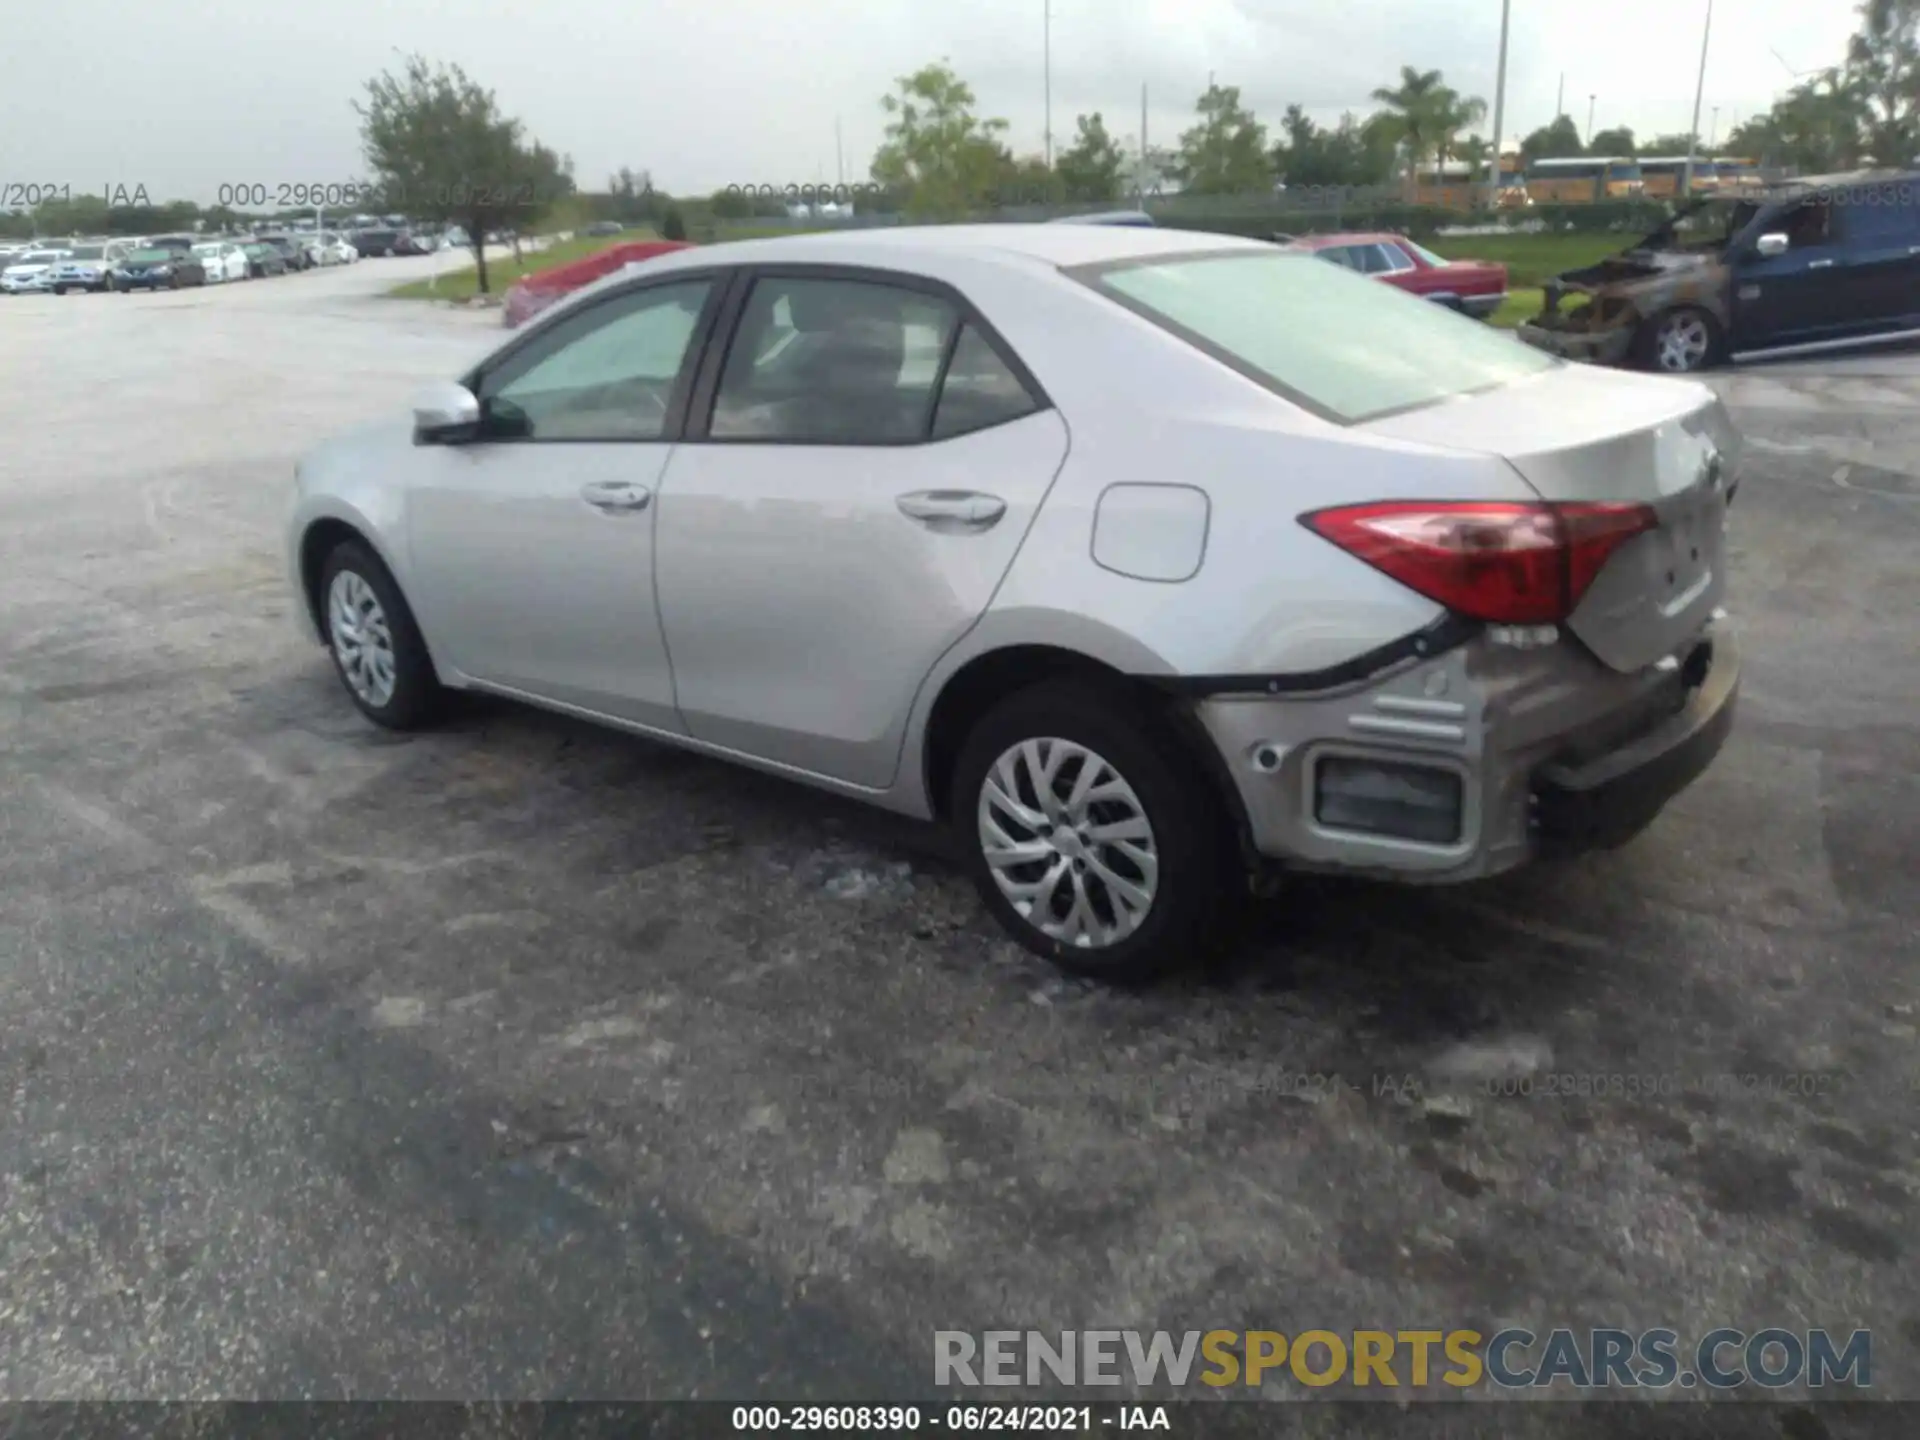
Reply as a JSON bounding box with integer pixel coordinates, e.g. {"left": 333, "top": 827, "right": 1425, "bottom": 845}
{"left": 1707, "top": 157, "right": 1764, "bottom": 195}
{"left": 1637, "top": 157, "right": 1697, "bottom": 199}
{"left": 1524, "top": 156, "right": 1644, "bottom": 202}
{"left": 1413, "top": 158, "right": 1527, "bottom": 208}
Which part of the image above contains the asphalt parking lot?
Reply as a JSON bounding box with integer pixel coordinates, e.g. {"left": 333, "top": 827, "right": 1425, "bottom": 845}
{"left": 1, "top": 258, "right": 1916, "bottom": 1430}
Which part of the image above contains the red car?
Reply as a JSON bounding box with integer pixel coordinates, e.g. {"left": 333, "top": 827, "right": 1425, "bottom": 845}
{"left": 502, "top": 238, "right": 697, "bottom": 328}
{"left": 1284, "top": 232, "right": 1508, "bottom": 319}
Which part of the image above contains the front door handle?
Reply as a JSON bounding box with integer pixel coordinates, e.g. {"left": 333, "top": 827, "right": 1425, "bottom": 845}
{"left": 581, "top": 481, "right": 651, "bottom": 513}
{"left": 1807, "top": 258, "right": 1835, "bottom": 269}
{"left": 896, "top": 489, "right": 1006, "bottom": 531}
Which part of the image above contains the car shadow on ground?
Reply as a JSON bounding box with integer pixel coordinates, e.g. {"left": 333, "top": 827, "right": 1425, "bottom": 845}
{"left": 420, "top": 687, "right": 1615, "bottom": 1048}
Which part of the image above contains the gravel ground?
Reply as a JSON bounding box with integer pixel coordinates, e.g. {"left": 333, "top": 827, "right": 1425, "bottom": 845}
{"left": 0, "top": 260, "right": 1915, "bottom": 1436}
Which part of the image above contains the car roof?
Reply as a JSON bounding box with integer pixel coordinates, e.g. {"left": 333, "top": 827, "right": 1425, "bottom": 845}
{"left": 629, "top": 223, "right": 1269, "bottom": 275}
{"left": 1770, "top": 168, "right": 1920, "bottom": 189}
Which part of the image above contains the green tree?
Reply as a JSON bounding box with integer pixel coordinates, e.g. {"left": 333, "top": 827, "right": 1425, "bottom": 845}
{"left": 1588, "top": 125, "right": 1636, "bottom": 156}
{"left": 1356, "top": 112, "right": 1403, "bottom": 184}
{"left": 1369, "top": 67, "right": 1486, "bottom": 188}
{"left": 1055, "top": 112, "right": 1127, "bottom": 202}
{"left": 870, "top": 61, "right": 1010, "bottom": 220}
{"left": 1643, "top": 131, "right": 1701, "bottom": 155}
{"left": 661, "top": 206, "right": 688, "bottom": 241}
{"left": 1455, "top": 134, "right": 1492, "bottom": 170}
{"left": 1270, "top": 107, "right": 1389, "bottom": 187}
{"left": 1848, "top": 0, "right": 1919, "bottom": 163}
{"left": 1519, "top": 114, "right": 1586, "bottom": 166}
{"left": 605, "top": 167, "right": 663, "bottom": 225}
{"left": 357, "top": 54, "right": 562, "bottom": 293}
{"left": 1176, "top": 83, "right": 1272, "bottom": 195}
{"left": 1725, "top": 71, "right": 1869, "bottom": 172}
{"left": 996, "top": 153, "right": 1061, "bottom": 208}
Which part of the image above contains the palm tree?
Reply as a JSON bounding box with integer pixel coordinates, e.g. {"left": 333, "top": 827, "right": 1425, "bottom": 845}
{"left": 1432, "top": 89, "right": 1491, "bottom": 167}
{"left": 1370, "top": 67, "right": 1489, "bottom": 195}
{"left": 1370, "top": 66, "right": 1446, "bottom": 194}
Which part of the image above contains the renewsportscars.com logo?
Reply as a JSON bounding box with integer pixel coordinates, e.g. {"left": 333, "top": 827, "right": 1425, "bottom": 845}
{"left": 935, "top": 1328, "right": 1873, "bottom": 1391}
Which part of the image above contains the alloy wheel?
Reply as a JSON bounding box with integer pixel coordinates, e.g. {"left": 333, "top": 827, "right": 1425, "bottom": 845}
{"left": 977, "top": 737, "right": 1159, "bottom": 950}
{"left": 327, "top": 570, "right": 397, "bottom": 708}
{"left": 1655, "top": 313, "right": 1711, "bottom": 373}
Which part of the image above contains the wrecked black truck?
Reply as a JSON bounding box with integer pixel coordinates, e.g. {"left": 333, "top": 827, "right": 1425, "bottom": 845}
{"left": 1518, "top": 170, "right": 1920, "bottom": 375}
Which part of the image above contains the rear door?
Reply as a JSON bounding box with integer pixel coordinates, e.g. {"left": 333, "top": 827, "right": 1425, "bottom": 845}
{"left": 1835, "top": 180, "right": 1920, "bottom": 332}
{"left": 652, "top": 265, "right": 1067, "bottom": 788}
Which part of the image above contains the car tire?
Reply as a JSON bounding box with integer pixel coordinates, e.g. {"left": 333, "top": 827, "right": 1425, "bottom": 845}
{"left": 951, "top": 679, "right": 1233, "bottom": 983}
{"left": 1636, "top": 305, "right": 1724, "bottom": 374}
{"left": 317, "top": 540, "right": 442, "bottom": 731}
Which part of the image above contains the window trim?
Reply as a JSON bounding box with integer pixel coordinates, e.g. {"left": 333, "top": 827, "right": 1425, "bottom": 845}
{"left": 461, "top": 267, "right": 737, "bottom": 445}
{"left": 681, "top": 262, "right": 1052, "bottom": 448}
{"left": 1064, "top": 247, "right": 1558, "bottom": 428}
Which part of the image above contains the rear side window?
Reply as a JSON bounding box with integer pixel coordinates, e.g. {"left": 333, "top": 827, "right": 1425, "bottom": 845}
{"left": 931, "top": 325, "right": 1038, "bottom": 440}
{"left": 1843, "top": 183, "right": 1920, "bottom": 244}
{"left": 1083, "top": 250, "right": 1556, "bottom": 425}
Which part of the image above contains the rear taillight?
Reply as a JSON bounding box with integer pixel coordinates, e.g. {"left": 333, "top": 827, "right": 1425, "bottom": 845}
{"left": 1300, "top": 500, "right": 1657, "bottom": 624}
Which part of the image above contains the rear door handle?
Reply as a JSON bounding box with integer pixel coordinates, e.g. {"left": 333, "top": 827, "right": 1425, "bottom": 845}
{"left": 580, "top": 480, "right": 651, "bottom": 513}
{"left": 1807, "top": 258, "right": 1835, "bottom": 269}
{"left": 896, "top": 490, "right": 1006, "bottom": 531}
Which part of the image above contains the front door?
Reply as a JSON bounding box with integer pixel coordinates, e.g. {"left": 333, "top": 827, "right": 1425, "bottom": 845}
{"left": 406, "top": 275, "right": 720, "bottom": 729}
{"left": 1731, "top": 194, "right": 1853, "bottom": 350}
{"left": 653, "top": 269, "right": 1068, "bottom": 788}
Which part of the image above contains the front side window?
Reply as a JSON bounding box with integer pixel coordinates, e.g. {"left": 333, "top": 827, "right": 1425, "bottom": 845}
{"left": 1084, "top": 250, "right": 1557, "bottom": 425}
{"left": 482, "top": 278, "right": 713, "bottom": 442}
{"left": 1371, "top": 243, "right": 1416, "bottom": 273}
{"left": 1777, "top": 197, "right": 1838, "bottom": 249}
{"left": 709, "top": 277, "right": 959, "bottom": 444}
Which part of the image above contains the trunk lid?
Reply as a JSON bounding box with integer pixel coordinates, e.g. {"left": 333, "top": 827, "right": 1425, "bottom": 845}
{"left": 1362, "top": 364, "right": 1738, "bottom": 672}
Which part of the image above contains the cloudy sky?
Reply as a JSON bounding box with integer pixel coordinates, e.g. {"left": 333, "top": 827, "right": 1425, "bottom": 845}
{"left": 1, "top": 0, "right": 1862, "bottom": 203}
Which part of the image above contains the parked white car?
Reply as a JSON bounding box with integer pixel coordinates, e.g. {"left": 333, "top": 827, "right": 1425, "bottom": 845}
{"left": 48, "top": 241, "right": 134, "bottom": 293}
{"left": 306, "top": 233, "right": 359, "bottom": 266}
{"left": 194, "top": 242, "right": 250, "bottom": 283}
{"left": 0, "top": 248, "right": 71, "bottom": 294}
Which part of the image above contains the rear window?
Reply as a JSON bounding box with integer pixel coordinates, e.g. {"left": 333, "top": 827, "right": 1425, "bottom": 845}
{"left": 1080, "top": 250, "right": 1556, "bottom": 425}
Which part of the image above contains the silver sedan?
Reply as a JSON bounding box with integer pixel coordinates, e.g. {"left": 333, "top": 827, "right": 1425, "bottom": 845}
{"left": 288, "top": 224, "right": 1741, "bottom": 980}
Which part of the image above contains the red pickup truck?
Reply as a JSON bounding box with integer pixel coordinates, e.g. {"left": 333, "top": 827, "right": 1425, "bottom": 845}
{"left": 1284, "top": 232, "right": 1508, "bottom": 319}
{"left": 502, "top": 237, "right": 697, "bottom": 328}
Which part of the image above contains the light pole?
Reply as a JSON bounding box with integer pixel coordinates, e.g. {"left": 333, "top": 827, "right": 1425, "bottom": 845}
{"left": 1486, "top": 0, "right": 1512, "bottom": 208}
{"left": 1586, "top": 94, "right": 1596, "bottom": 144}
{"left": 1709, "top": 105, "right": 1719, "bottom": 149}
{"left": 1043, "top": 0, "right": 1053, "bottom": 168}
{"left": 1682, "top": 0, "right": 1713, "bottom": 196}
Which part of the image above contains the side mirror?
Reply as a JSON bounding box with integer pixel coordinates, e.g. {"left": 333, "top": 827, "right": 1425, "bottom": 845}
{"left": 1754, "top": 231, "right": 1790, "bottom": 259}
{"left": 411, "top": 381, "right": 481, "bottom": 444}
